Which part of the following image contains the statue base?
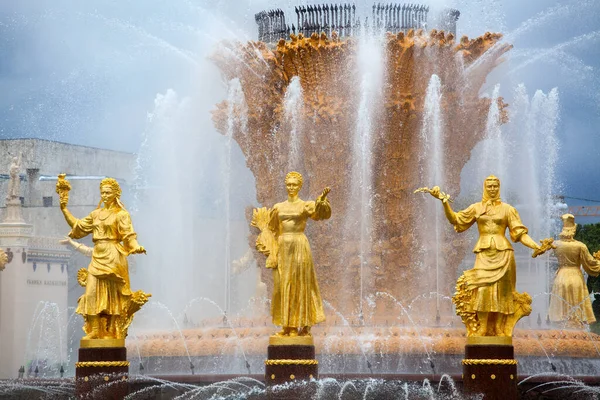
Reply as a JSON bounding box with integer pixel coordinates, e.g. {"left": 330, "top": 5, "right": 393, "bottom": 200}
{"left": 462, "top": 337, "right": 517, "bottom": 400}
{"left": 265, "top": 335, "right": 318, "bottom": 386}
{"left": 3, "top": 197, "right": 25, "bottom": 223}
{"left": 75, "top": 339, "right": 129, "bottom": 399}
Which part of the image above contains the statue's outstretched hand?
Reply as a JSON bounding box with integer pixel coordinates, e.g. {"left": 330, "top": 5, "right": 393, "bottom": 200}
{"left": 129, "top": 246, "right": 147, "bottom": 255}
{"left": 532, "top": 238, "right": 556, "bottom": 258}
{"left": 319, "top": 186, "right": 331, "bottom": 201}
{"left": 317, "top": 187, "right": 331, "bottom": 203}
{"left": 58, "top": 236, "right": 72, "bottom": 246}
{"left": 414, "top": 186, "right": 452, "bottom": 203}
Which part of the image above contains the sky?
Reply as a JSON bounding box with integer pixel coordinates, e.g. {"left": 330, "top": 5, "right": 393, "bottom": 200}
{"left": 0, "top": 0, "right": 599, "bottom": 206}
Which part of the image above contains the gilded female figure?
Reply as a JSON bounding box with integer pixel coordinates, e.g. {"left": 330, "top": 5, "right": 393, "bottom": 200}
{"left": 425, "top": 175, "right": 551, "bottom": 336}
{"left": 253, "top": 172, "right": 331, "bottom": 337}
{"left": 59, "top": 177, "right": 149, "bottom": 340}
{"left": 549, "top": 214, "right": 600, "bottom": 327}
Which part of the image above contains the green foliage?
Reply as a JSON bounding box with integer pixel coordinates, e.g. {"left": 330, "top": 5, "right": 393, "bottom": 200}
{"left": 575, "top": 222, "right": 600, "bottom": 254}
{"left": 578, "top": 223, "right": 600, "bottom": 327}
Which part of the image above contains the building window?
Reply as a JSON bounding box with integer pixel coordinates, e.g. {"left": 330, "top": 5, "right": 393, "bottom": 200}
{"left": 43, "top": 197, "right": 53, "bottom": 207}
{"left": 19, "top": 197, "right": 24, "bottom": 206}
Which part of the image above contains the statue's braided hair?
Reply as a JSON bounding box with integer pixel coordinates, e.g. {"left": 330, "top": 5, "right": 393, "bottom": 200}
{"left": 98, "top": 178, "right": 125, "bottom": 209}
{"left": 285, "top": 171, "right": 303, "bottom": 188}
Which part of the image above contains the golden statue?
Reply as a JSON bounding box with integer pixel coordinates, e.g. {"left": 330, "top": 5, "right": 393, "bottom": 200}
{"left": 252, "top": 171, "right": 331, "bottom": 339}
{"left": 548, "top": 214, "right": 600, "bottom": 328}
{"left": 0, "top": 248, "right": 7, "bottom": 271}
{"left": 57, "top": 175, "right": 150, "bottom": 341}
{"left": 419, "top": 175, "right": 554, "bottom": 337}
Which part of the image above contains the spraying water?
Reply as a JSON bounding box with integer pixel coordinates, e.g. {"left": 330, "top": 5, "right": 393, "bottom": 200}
{"left": 223, "top": 78, "right": 248, "bottom": 316}
{"left": 283, "top": 76, "right": 304, "bottom": 172}
{"left": 346, "top": 30, "right": 384, "bottom": 322}
{"left": 419, "top": 74, "right": 444, "bottom": 316}
{"left": 477, "top": 84, "right": 506, "bottom": 183}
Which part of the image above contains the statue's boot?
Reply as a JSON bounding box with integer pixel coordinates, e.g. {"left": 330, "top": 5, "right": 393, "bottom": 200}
{"left": 103, "top": 315, "right": 117, "bottom": 339}
{"left": 299, "top": 326, "right": 311, "bottom": 336}
{"left": 82, "top": 315, "right": 101, "bottom": 340}
{"left": 475, "top": 311, "right": 489, "bottom": 336}
{"left": 495, "top": 314, "right": 509, "bottom": 336}
{"left": 275, "top": 327, "right": 291, "bottom": 337}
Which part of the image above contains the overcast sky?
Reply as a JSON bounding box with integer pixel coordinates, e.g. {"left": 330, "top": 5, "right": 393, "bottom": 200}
{"left": 0, "top": 0, "right": 599, "bottom": 207}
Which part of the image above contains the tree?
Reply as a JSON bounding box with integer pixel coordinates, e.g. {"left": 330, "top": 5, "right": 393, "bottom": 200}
{"left": 575, "top": 223, "right": 600, "bottom": 332}
{"left": 575, "top": 222, "right": 600, "bottom": 254}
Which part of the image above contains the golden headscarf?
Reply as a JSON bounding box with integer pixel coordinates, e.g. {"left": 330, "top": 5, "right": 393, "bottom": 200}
{"left": 481, "top": 175, "right": 501, "bottom": 203}
{"left": 480, "top": 175, "right": 501, "bottom": 216}
{"left": 559, "top": 213, "right": 577, "bottom": 240}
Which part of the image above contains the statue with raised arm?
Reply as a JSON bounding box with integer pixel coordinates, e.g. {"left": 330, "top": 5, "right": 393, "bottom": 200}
{"left": 417, "top": 175, "right": 554, "bottom": 337}
{"left": 57, "top": 175, "right": 150, "bottom": 341}
{"left": 548, "top": 214, "right": 600, "bottom": 328}
{"left": 6, "top": 153, "right": 22, "bottom": 201}
{"left": 252, "top": 171, "right": 331, "bottom": 339}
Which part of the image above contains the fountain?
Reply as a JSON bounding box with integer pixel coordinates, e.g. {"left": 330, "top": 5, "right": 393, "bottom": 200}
{"left": 130, "top": 0, "right": 600, "bottom": 384}
{"left": 2, "top": 0, "right": 600, "bottom": 398}
{"left": 211, "top": 9, "right": 511, "bottom": 322}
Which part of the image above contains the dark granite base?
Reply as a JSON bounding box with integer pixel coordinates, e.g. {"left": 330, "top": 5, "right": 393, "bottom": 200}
{"left": 463, "top": 344, "right": 518, "bottom": 400}
{"left": 75, "top": 346, "right": 129, "bottom": 399}
{"left": 264, "top": 345, "right": 318, "bottom": 386}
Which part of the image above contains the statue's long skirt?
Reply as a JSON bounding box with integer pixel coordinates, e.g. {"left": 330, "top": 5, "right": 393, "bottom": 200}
{"left": 549, "top": 267, "right": 595, "bottom": 323}
{"left": 272, "top": 232, "right": 325, "bottom": 327}
{"left": 76, "top": 241, "right": 130, "bottom": 316}
{"left": 465, "top": 246, "right": 516, "bottom": 315}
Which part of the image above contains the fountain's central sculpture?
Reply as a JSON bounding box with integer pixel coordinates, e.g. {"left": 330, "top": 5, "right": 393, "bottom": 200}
{"left": 212, "top": 18, "right": 511, "bottom": 319}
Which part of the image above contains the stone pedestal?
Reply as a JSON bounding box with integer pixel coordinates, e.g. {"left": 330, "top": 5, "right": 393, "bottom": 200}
{"left": 4, "top": 198, "right": 25, "bottom": 224}
{"left": 0, "top": 203, "right": 35, "bottom": 379}
{"left": 462, "top": 337, "right": 518, "bottom": 400}
{"left": 75, "top": 339, "right": 129, "bottom": 399}
{"left": 265, "top": 336, "right": 318, "bottom": 386}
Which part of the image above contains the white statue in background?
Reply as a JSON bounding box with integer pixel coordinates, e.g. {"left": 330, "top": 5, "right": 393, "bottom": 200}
{"left": 60, "top": 236, "right": 93, "bottom": 257}
{"left": 6, "top": 153, "right": 22, "bottom": 201}
{"left": 232, "top": 248, "right": 268, "bottom": 310}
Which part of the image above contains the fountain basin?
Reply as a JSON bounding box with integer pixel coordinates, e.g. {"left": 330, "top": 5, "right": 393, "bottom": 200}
{"left": 131, "top": 325, "right": 600, "bottom": 376}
